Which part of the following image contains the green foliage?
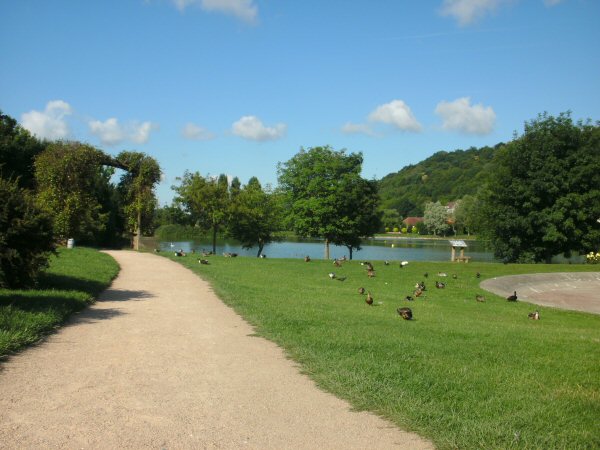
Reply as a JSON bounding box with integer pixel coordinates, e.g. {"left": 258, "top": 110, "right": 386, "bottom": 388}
{"left": 228, "top": 177, "right": 282, "bottom": 257}
{"left": 379, "top": 145, "right": 499, "bottom": 216}
{"left": 116, "top": 151, "right": 161, "bottom": 244}
{"left": 0, "top": 178, "right": 55, "bottom": 288}
{"left": 173, "top": 171, "right": 231, "bottom": 253}
{"left": 166, "top": 254, "right": 600, "bottom": 449}
{"left": 0, "top": 247, "right": 118, "bottom": 356}
{"left": 154, "top": 224, "right": 207, "bottom": 241}
{"left": 481, "top": 112, "right": 600, "bottom": 262}
{"left": 381, "top": 208, "right": 402, "bottom": 231}
{"left": 0, "top": 111, "right": 46, "bottom": 190}
{"left": 277, "top": 146, "right": 381, "bottom": 258}
{"left": 423, "top": 201, "right": 451, "bottom": 236}
{"left": 34, "top": 141, "right": 109, "bottom": 243}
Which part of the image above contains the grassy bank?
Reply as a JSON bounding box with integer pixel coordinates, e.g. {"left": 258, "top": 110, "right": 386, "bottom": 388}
{"left": 166, "top": 253, "right": 600, "bottom": 449}
{"left": 0, "top": 247, "right": 119, "bottom": 357}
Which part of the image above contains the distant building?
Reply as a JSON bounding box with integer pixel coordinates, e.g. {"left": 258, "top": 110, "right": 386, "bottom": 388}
{"left": 445, "top": 202, "right": 457, "bottom": 214}
{"left": 402, "top": 217, "right": 424, "bottom": 227}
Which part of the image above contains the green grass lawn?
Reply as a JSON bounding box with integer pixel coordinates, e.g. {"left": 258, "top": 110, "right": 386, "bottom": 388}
{"left": 0, "top": 247, "right": 119, "bottom": 357}
{"left": 166, "top": 253, "right": 600, "bottom": 449}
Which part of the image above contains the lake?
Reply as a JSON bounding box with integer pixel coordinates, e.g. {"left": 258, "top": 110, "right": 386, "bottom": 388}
{"left": 158, "top": 237, "right": 498, "bottom": 262}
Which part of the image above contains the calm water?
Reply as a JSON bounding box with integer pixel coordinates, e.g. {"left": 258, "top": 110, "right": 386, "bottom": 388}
{"left": 159, "top": 237, "right": 498, "bottom": 262}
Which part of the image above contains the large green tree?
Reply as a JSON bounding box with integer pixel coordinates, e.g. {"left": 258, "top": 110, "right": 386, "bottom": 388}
{"left": 228, "top": 177, "right": 282, "bottom": 257}
{"left": 116, "top": 151, "right": 161, "bottom": 250}
{"left": 173, "top": 171, "right": 230, "bottom": 254}
{"left": 35, "top": 142, "right": 110, "bottom": 244}
{"left": 480, "top": 112, "right": 600, "bottom": 263}
{"left": 0, "top": 177, "right": 55, "bottom": 288}
{"left": 277, "top": 146, "right": 380, "bottom": 259}
{"left": 0, "top": 111, "right": 46, "bottom": 190}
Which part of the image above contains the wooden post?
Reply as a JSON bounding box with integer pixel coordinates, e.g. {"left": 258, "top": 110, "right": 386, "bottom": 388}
{"left": 451, "top": 246, "right": 456, "bottom": 262}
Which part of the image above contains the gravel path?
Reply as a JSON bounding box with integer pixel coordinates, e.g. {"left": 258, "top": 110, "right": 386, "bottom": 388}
{"left": 0, "top": 250, "right": 432, "bottom": 449}
{"left": 481, "top": 272, "right": 600, "bottom": 314}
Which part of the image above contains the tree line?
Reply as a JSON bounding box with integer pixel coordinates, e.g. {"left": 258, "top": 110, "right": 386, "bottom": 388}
{"left": 2, "top": 109, "right": 599, "bottom": 289}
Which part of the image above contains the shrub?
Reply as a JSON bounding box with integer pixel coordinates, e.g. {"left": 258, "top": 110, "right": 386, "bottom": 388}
{"left": 587, "top": 251, "right": 600, "bottom": 264}
{"left": 0, "top": 178, "right": 55, "bottom": 288}
{"left": 393, "top": 227, "right": 399, "bottom": 233}
{"left": 401, "top": 227, "right": 408, "bottom": 233}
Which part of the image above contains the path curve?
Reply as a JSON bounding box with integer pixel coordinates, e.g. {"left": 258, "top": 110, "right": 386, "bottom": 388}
{"left": 480, "top": 272, "right": 600, "bottom": 314}
{"left": 0, "top": 250, "right": 432, "bottom": 449}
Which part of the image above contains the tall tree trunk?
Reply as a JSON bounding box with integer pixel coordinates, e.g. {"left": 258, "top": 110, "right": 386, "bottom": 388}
{"left": 256, "top": 241, "right": 264, "bottom": 258}
{"left": 133, "top": 208, "right": 141, "bottom": 251}
{"left": 212, "top": 225, "right": 217, "bottom": 255}
{"left": 324, "top": 238, "right": 330, "bottom": 260}
{"left": 347, "top": 245, "right": 353, "bottom": 260}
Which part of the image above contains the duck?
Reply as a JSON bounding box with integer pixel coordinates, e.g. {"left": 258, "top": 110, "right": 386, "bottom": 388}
{"left": 362, "top": 262, "right": 374, "bottom": 271}
{"left": 414, "top": 288, "right": 423, "bottom": 297}
{"left": 475, "top": 294, "right": 485, "bottom": 302}
{"left": 423, "top": 272, "right": 429, "bottom": 278}
{"left": 384, "top": 260, "right": 390, "bottom": 266}
{"left": 528, "top": 310, "right": 540, "bottom": 320}
{"left": 476, "top": 272, "right": 481, "bottom": 278}
{"left": 397, "top": 307, "right": 413, "bottom": 320}
{"left": 366, "top": 292, "right": 374, "bottom": 306}
{"left": 333, "top": 259, "right": 342, "bottom": 267}
{"left": 405, "top": 295, "right": 414, "bottom": 302}
{"left": 452, "top": 274, "right": 458, "bottom": 279}
{"left": 367, "top": 269, "right": 376, "bottom": 278}
{"left": 328, "top": 272, "right": 336, "bottom": 280}
{"left": 507, "top": 291, "right": 518, "bottom": 302}
{"left": 400, "top": 261, "right": 409, "bottom": 267}
{"left": 199, "top": 259, "right": 210, "bottom": 265}
{"left": 304, "top": 255, "right": 311, "bottom": 262}
{"left": 435, "top": 281, "right": 446, "bottom": 289}
{"left": 438, "top": 272, "right": 447, "bottom": 277}
{"left": 358, "top": 287, "right": 365, "bottom": 295}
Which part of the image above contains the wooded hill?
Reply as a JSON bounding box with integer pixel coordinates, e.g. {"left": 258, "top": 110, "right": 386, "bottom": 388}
{"left": 378, "top": 143, "right": 503, "bottom": 217}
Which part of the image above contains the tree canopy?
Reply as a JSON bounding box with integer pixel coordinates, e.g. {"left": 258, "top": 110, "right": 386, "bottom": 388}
{"left": 277, "top": 146, "right": 380, "bottom": 259}
{"left": 480, "top": 112, "right": 600, "bottom": 262}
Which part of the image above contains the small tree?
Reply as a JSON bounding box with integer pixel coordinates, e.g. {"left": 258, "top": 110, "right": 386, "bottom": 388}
{"left": 0, "top": 177, "right": 55, "bottom": 288}
{"left": 228, "top": 177, "right": 282, "bottom": 257}
{"left": 423, "top": 201, "right": 451, "bottom": 236}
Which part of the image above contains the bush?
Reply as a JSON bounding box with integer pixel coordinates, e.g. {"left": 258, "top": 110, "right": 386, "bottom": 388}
{"left": 401, "top": 227, "right": 408, "bottom": 233}
{"left": 0, "top": 178, "right": 55, "bottom": 288}
{"left": 393, "top": 227, "right": 399, "bottom": 233}
{"left": 587, "top": 251, "right": 600, "bottom": 264}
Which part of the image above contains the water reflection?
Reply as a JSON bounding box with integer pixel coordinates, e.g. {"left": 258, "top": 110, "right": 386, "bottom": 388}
{"left": 160, "top": 237, "right": 498, "bottom": 262}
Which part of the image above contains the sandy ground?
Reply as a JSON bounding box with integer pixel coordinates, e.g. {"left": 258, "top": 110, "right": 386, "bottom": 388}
{"left": 480, "top": 272, "right": 600, "bottom": 314}
{"left": 0, "top": 251, "right": 433, "bottom": 450}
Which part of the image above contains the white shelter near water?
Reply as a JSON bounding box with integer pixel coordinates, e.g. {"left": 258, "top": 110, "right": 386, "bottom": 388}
{"left": 449, "top": 240, "right": 469, "bottom": 262}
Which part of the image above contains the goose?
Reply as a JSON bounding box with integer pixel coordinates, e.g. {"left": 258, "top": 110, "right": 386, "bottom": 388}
{"left": 400, "top": 261, "right": 409, "bottom": 267}
{"left": 329, "top": 272, "right": 336, "bottom": 279}
{"left": 199, "top": 259, "right": 210, "bottom": 265}
{"left": 414, "top": 288, "right": 423, "bottom": 297}
{"left": 435, "top": 281, "right": 446, "bottom": 289}
{"left": 358, "top": 287, "right": 365, "bottom": 295}
{"left": 367, "top": 269, "right": 376, "bottom": 278}
{"left": 366, "top": 292, "right": 374, "bottom": 306}
{"left": 333, "top": 259, "right": 342, "bottom": 267}
{"left": 397, "top": 307, "right": 413, "bottom": 320}
{"left": 528, "top": 310, "right": 540, "bottom": 320}
{"left": 438, "top": 272, "right": 447, "bottom": 277}
{"left": 384, "top": 260, "right": 390, "bottom": 266}
{"left": 507, "top": 291, "right": 518, "bottom": 302}
{"left": 304, "top": 256, "right": 311, "bottom": 262}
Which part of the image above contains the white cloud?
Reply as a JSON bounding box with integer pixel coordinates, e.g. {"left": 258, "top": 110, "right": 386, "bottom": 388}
{"left": 21, "top": 100, "right": 72, "bottom": 140}
{"left": 232, "top": 116, "right": 287, "bottom": 141}
{"left": 368, "top": 100, "right": 422, "bottom": 132}
{"left": 341, "top": 122, "right": 376, "bottom": 137}
{"left": 435, "top": 97, "right": 496, "bottom": 135}
{"left": 439, "top": 0, "right": 503, "bottom": 26}
{"left": 171, "top": 0, "right": 257, "bottom": 23}
{"left": 182, "top": 122, "right": 215, "bottom": 140}
{"left": 88, "top": 117, "right": 158, "bottom": 146}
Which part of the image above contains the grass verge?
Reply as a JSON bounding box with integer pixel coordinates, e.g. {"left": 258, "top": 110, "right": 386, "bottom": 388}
{"left": 0, "top": 247, "right": 119, "bottom": 357}
{"left": 166, "top": 253, "right": 600, "bottom": 449}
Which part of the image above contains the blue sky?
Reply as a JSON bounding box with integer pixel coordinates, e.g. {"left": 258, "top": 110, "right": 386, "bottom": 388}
{"left": 1, "top": 0, "right": 599, "bottom": 204}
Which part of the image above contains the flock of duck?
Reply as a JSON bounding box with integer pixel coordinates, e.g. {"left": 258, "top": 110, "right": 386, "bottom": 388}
{"left": 320, "top": 257, "right": 540, "bottom": 321}
{"left": 166, "top": 248, "right": 541, "bottom": 322}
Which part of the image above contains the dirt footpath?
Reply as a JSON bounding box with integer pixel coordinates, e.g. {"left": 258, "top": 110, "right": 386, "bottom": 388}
{"left": 481, "top": 272, "right": 600, "bottom": 314}
{"left": 0, "top": 251, "right": 432, "bottom": 449}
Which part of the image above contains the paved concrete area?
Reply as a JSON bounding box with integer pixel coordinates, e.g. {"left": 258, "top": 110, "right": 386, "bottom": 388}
{"left": 481, "top": 272, "right": 600, "bottom": 314}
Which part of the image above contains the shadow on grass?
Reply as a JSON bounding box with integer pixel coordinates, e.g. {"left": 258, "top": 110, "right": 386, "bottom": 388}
{"left": 0, "top": 293, "right": 87, "bottom": 314}
{"left": 39, "top": 273, "right": 112, "bottom": 297}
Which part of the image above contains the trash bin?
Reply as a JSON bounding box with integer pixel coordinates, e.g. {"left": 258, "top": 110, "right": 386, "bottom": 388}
{"left": 67, "top": 238, "right": 75, "bottom": 249}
